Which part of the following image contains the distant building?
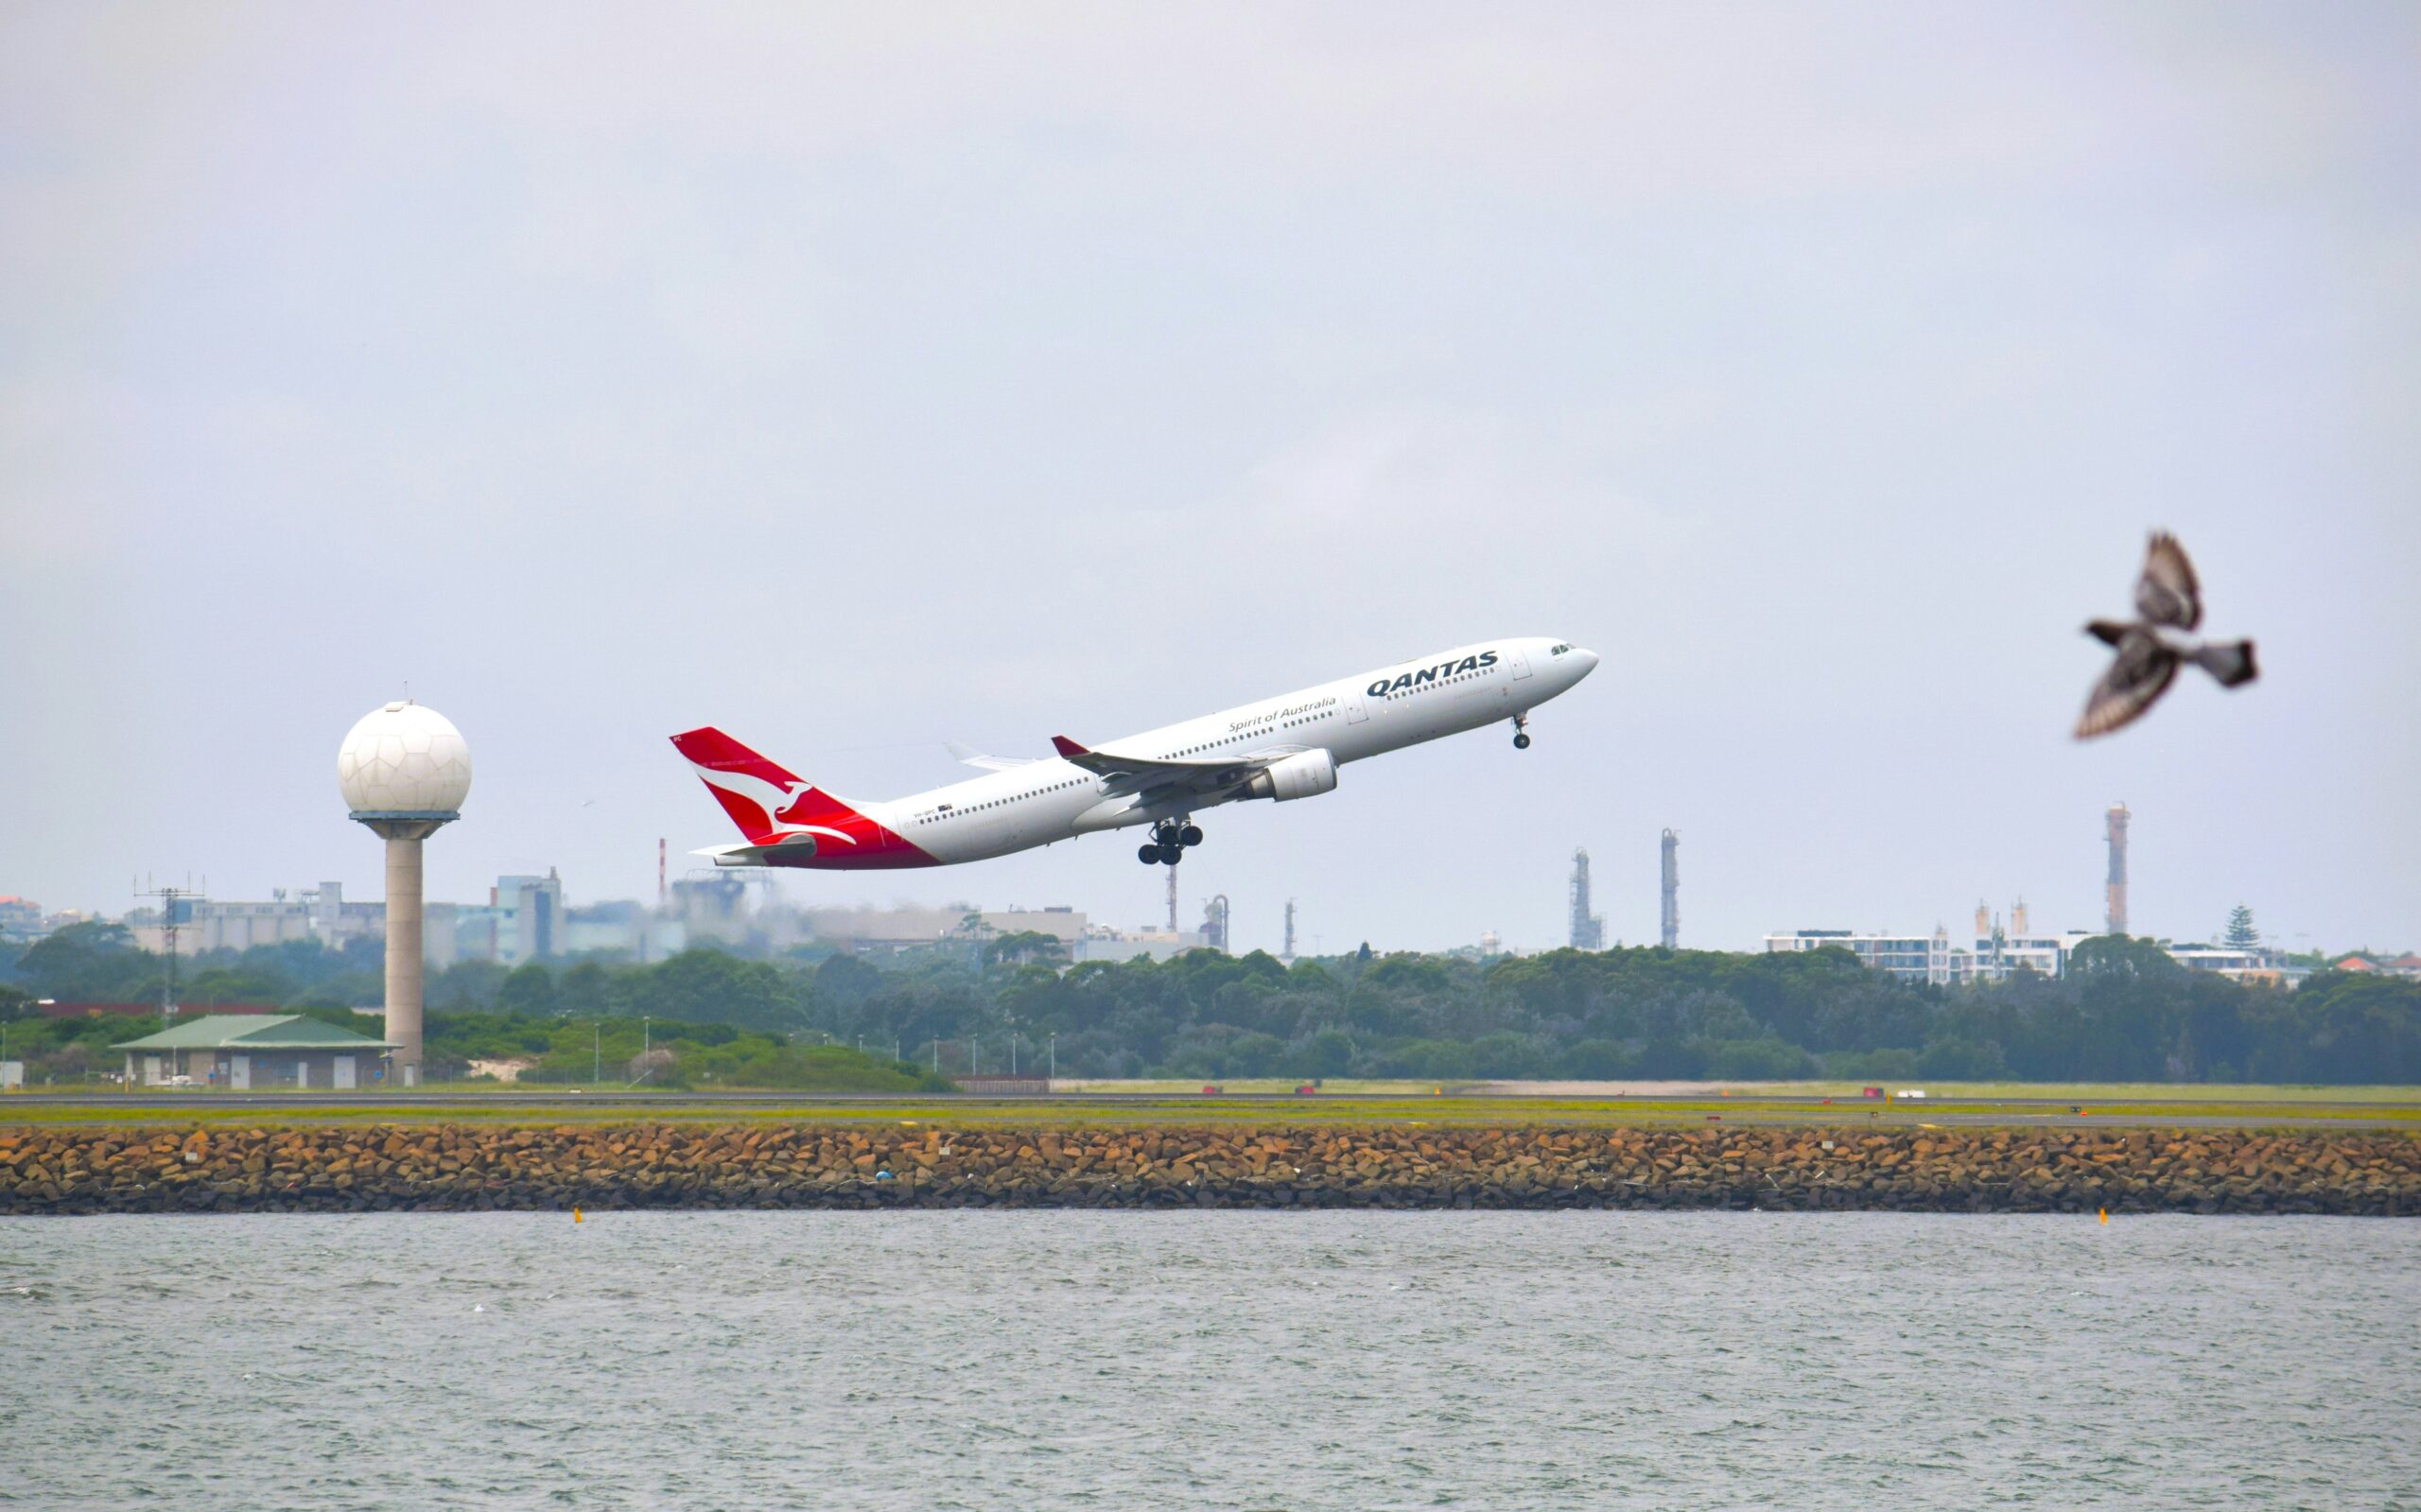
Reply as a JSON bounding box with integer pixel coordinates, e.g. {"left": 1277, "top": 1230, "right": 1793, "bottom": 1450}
{"left": 485, "top": 871, "right": 564, "bottom": 965}
{"left": 1768, "top": 929, "right": 1959, "bottom": 984}
{"left": 1770, "top": 912, "right": 2317, "bottom": 987}
{"left": 2165, "top": 943, "right": 2301, "bottom": 984}
{"left": 561, "top": 899, "right": 687, "bottom": 962}
{"left": 113, "top": 1014, "right": 397, "bottom": 1089}
{"left": 0, "top": 895, "right": 46, "bottom": 941}
{"left": 1074, "top": 923, "right": 1205, "bottom": 963}
{"left": 42, "top": 1001, "right": 275, "bottom": 1020}
{"left": 796, "top": 904, "right": 1092, "bottom": 955}
{"left": 1766, "top": 905, "right": 2082, "bottom": 985}
{"left": 2333, "top": 953, "right": 2421, "bottom": 979}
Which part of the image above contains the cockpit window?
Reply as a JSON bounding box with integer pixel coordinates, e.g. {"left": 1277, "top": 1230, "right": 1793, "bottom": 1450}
{"left": 1551, "top": 643, "right": 1570, "bottom": 654}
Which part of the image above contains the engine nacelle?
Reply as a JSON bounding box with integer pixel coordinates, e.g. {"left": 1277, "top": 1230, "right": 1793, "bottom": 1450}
{"left": 1246, "top": 749, "right": 1339, "bottom": 802}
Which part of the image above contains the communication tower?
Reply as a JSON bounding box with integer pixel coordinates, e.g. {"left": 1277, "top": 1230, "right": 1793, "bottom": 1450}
{"left": 133, "top": 878, "right": 205, "bottom": 1021}
{"left": 1659, "top": 829, "right": 1680, "bottom": 948}
{"left": 1282, "top": 898, "right": 1298, "bottom": 963}
{"left": 338, "top": 699, "right": 472, "bottom": 1086}
{"left": 1568, "top": 849, "right": 1605, "bottom": 950}
{"left": 2105, "top": 802, "right": 2131, "bottom": 936}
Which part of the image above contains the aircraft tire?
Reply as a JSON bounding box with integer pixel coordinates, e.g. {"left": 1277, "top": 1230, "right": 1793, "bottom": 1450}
{"left": 1513, "top": 732, "right": 1532, "bottom": 750}
{"left": 1138, "top": 844, "right": 1160, "bottom": 864}
{"left": 1179, "top": 825, "right": 1203, "bottom": 846}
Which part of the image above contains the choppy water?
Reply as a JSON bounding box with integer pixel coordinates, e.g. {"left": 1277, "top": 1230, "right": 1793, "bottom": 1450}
{"left": 4, "top": 1212, "right": 2416, "bottom": 1510}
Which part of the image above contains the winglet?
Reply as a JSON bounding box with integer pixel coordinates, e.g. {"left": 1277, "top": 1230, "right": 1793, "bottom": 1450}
{"left": 1051, "top": 735, "right": 1090, "bottom": 758}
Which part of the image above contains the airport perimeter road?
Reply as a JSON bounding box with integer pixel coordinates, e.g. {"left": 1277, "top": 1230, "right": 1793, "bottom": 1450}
{"left": 4, "top": 1089, "right": 2416, "bottom": 1130}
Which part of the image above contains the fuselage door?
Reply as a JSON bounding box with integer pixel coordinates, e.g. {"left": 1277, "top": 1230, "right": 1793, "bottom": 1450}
{"left": 1507, "top": 646, "right": 1534, "bottom": 681}
{"left": 1345, "top": 689, "right": 1368, "bottom": 724}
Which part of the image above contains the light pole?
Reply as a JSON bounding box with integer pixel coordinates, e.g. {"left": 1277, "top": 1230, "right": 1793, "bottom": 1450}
{"left": 1049, "top": 1033, "right": 1056, "bottom": 1082}
{"left": 593, "top": 1021, "right": 601, "bottom": 1083}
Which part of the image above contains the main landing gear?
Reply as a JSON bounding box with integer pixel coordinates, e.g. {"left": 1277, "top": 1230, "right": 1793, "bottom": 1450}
{"left": 1511, "top": 713, "right": 1532, "bottom": 750}
{"left": 1137, "top": 819, "right": 1204, "bottom": 866}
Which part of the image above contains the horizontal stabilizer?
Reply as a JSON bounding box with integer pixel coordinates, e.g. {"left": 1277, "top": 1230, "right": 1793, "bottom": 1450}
{"left": 690, "top": 835, "right": 819, "bottom": 868}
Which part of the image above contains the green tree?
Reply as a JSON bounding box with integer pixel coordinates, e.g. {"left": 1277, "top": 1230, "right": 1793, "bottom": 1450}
{"left": 13, "top": 921, "right": 153, "bottom": 1000}
{"left": 496, "top": 962, "right": 558, "bottom": 1017}
{"left": 2225, "top": 905, "right": 2259, "bottom": 949}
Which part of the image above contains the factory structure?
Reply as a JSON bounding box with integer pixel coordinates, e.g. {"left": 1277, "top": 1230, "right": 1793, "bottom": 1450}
{"left": 1567, "top": 850, "right": 1604, "bottom": 950}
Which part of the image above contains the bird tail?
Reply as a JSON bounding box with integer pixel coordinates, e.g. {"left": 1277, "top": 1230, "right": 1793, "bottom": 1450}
{"left": 2192, "top": 640, "right": 2257, "bottom": 687}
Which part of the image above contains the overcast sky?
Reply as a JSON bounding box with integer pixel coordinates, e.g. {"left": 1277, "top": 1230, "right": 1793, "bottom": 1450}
{"left": 4, "top": 4, "right": 2415, "bottom": 955}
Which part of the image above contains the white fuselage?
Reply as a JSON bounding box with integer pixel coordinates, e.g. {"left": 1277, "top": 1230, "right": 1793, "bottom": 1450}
{"left": 877, "top": 636, "right": 1598, "bottom": 864}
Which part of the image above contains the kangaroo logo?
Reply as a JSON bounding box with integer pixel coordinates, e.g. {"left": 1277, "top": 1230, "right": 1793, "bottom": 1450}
{"left": 697, "top": 768, "right": 860, "bottom": 846}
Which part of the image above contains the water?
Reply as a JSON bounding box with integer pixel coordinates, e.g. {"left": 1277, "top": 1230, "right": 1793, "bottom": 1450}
{"left": 4, "top": 1212, "right": 2416, "bottom": 1510}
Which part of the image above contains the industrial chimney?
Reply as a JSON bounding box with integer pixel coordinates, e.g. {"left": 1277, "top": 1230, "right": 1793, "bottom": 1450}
{"left": 1659, "top": 830, "right": 1680, "bottom": 949}
{"left": 1568, "top": 849, "right": 1605, "bottom": 950}
{"left": 2105, "top": 802, "right": 2131, "bottom": 936}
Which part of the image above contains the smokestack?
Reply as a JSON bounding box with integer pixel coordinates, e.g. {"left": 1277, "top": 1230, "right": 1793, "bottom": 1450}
{"left": 2012, "top": 897, "right": 2029, "bottom": 936}
{"left": 1659, "top": 829, "right": 1680, "bottom": 949}
{"left": 2105, "top": 802, "right": 2131, "bottom": 935}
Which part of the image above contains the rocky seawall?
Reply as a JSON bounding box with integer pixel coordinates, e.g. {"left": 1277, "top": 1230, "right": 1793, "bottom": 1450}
{"left": 4, "top": 1124, "right": 2415, "bottom": 1216}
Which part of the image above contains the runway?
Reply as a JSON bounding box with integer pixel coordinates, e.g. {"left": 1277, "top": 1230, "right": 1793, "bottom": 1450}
{"left": 5, "top": 1087, "right": 2414, "bottom": 1130}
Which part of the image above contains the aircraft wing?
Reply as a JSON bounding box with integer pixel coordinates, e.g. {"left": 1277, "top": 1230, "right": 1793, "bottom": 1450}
{"left": 945, "top": 741, "right": 1042, "bottom": 772}
{"left": 1051, "top": 735, "right": 1292, "bottom": 796}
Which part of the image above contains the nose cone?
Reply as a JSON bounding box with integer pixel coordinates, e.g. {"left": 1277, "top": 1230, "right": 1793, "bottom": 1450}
{"left": 1570, "top": 646, "right": 1602, "bottom": 680}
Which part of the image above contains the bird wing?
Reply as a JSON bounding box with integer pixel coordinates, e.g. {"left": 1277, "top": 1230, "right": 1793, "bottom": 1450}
{"left": 2134, "top": 530, "right": 2203, "bottom": 631}
{"left": 2075, "top": 631, "right": 2180, "bottom": 739}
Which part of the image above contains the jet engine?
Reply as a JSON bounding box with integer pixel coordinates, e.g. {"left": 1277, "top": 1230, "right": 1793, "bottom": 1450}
{"left": 1246, "top": 749, "right": 1339, "bottom": 802}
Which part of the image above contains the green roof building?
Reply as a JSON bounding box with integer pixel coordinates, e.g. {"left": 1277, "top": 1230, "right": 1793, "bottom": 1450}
{"left": 115, "top": 1015, "right": 398, "bottom": 1091}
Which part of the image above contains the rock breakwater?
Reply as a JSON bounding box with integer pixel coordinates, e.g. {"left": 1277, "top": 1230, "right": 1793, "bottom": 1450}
{"left": 4, "top": 1124, "right": 2414, "bottom": 1215}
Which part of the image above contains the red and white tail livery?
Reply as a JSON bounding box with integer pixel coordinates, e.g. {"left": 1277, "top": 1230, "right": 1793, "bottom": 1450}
{"left": 673, "top": 636, "right": 1598, "bottom": 872}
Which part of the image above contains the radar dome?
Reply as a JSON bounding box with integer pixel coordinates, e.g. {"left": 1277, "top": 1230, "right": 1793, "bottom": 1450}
{"left": 338, "top": 701, "right": 472, "bottom": 815}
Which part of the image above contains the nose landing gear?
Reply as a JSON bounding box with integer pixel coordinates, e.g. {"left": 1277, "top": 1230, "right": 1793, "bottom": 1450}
{"left": 1511, "top": 714, "right": 1532, "bottom": 750}
{"left": 1137, "top": 818, "right": 1203, "bottom": 866}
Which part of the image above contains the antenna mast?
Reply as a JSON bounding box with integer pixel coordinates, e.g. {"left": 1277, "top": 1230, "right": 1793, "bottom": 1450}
{"left": 135, "top": 876, "right": 204, "bottom": 1022}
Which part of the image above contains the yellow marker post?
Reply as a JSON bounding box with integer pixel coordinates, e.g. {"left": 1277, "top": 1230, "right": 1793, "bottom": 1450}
{"left": 573, "top": 1208, "right": 583, "bottom": 1224}
{"left": 2098, "top": 1208, "right": 2107, "bottom": 1224}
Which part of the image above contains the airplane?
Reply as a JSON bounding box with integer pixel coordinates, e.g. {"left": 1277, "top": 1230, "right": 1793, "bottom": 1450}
{"left": 671, "top": 636, "right": 1599, "bottom": 871}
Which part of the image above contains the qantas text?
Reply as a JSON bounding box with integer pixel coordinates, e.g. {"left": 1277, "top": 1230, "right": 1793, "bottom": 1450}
{"left": 1368, "top": 652, "right": 1497, "bottom": 698}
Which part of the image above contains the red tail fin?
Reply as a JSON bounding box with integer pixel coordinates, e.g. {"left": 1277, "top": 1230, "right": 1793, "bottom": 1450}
{"left": 670, "top": 727, "right": 863, "bottom": 842}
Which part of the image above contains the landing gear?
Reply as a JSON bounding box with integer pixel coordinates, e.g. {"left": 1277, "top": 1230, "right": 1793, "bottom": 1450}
{"left": 1511, "top": 713, "right": 1532, "bottom": 750}
{"left": 1138, "top": 819, "right": 1203, "bottom": 866}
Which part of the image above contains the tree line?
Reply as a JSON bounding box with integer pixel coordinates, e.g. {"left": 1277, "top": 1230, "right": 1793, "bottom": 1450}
{"left": 7, "top": 919, "right": 2417, "bottom": 1085}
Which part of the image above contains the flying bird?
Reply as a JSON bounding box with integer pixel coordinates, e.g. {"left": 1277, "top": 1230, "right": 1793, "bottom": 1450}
{"left": 2075, "top": 531, "right": 2257, "bottom": 739}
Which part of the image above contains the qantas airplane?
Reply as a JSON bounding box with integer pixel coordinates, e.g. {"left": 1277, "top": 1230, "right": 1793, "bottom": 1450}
{"left": 671, "top": 636, "right": 1598, "bottom": 871}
